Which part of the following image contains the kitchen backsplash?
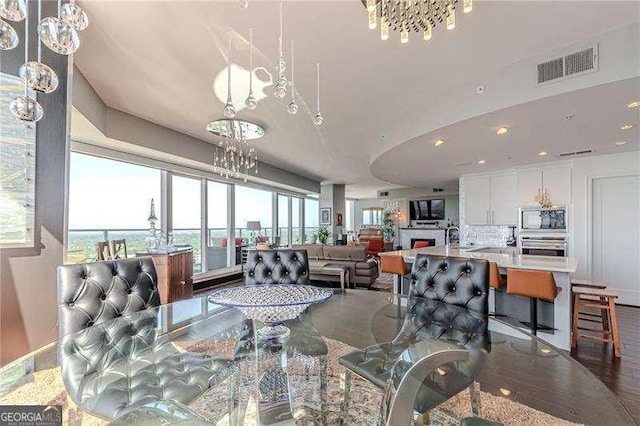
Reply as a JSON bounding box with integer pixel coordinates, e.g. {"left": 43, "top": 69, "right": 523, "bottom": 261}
{"left": 461, "top": 225, "right": 514, "bottom": 247}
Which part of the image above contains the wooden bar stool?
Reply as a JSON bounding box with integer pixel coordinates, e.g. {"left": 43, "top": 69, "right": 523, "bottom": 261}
{"left": 506, "top": 269, "right": 560, "bottom": 335}
{"left": 572, "top": 286, "right": 621, "bottom": 357}
{"left": 571, "top": 279, "right": 608, "bottom": 326}
{"left": 380, "top": 255, "right": 410, "bottom": 295}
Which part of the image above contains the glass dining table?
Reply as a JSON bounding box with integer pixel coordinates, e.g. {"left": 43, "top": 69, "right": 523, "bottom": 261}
{"left": 0, "top": 290, "right": 635, "bottom": 425}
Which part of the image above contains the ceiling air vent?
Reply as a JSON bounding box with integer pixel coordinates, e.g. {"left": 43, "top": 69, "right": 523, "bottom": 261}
{"left": 558, "top": 149, "right": 593, "bottom": 157}
{"left": 538, "top": 57, "right": 564, "bottom": 84}
{"left": 537, "top": 44, "right": 598, "bottom": 86}
{"left": 378, "top": 190, "right": 389, "bottom": 198}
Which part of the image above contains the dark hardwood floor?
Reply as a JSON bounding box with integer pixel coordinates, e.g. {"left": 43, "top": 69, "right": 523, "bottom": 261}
{"left": 570, "top": 304, "right": 640, "bottom": 423}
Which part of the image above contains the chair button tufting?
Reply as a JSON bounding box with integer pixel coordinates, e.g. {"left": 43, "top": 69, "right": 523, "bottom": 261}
{"left": 292, "top": 256, "right": 297, "bottom": 261}
{"left": 68, "top": 302, "right": 74, "bottom": 307}
{"left": 87, "top": 321, "right": 94, "bottom": 327}
{"left": 101, "top": 295, "right": 106, "bottom": 301}
{"left": 112, "top": 270, "right": 118, "bottom": 276}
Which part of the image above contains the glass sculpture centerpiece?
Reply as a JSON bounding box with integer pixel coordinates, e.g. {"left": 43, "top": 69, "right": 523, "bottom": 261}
{"left": 208, "top": 285, "right": 333, "bottom": 342}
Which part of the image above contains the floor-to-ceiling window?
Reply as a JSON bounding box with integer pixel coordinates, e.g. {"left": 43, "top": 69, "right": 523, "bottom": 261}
{"left": 292, "top": 197, "right": 302, "bottom": 245}
{"left": 235, "top": 185, "right": 272, "bottom": 243}
{"left": 171, "top": 175, "right": 202, "bottom": 272}
{"left": 67, "top": 153, "right": 161, "bottom": 263}
{"left": 67, "top": 152, "right": 319, "bottom": 272}
{"left": 206, "top": 180, "right": 229, "bottom": 271}
{"left": 277, "top": 194, "right": 289, "bottom": 246}
{"left": 304, "top": 197, "right": 319, "bottom": 242}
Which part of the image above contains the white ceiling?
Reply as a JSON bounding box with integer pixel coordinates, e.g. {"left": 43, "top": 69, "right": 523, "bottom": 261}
{"left": 371, "top": 77, "right": 640, "bottom": 188}
{"left": 73, "top": 1, "right": 640, "bottom": 199}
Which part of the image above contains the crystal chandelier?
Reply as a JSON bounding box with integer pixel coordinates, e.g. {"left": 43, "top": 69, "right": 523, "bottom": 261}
{"left": 364, "top": 0, "right": 472, "bottom": 43}
{"left": 207, "top": 119, "right": 262, "bottom": 182}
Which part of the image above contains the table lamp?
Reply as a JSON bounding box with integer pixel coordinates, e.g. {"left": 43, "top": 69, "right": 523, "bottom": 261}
{"left": 247, "top": 221, "right": 262, "bottom": 244}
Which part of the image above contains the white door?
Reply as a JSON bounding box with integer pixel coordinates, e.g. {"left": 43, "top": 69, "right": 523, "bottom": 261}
{"left": 592, "top": 175, "right": 640, "bottom": 306}
{"left": 490, "top": 174, "right": 518, "bottom": 225}
{"left": 543, "top": 167, "right": 572, "bottom": 205}
{"left": 517, "top": 169, "right": 542, "bottom": 206}
{"left": 464, "top": 176, "right": 491, "bottom": 225}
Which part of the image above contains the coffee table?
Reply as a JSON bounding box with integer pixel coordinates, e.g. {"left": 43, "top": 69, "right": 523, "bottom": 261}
{"left": 0, "top": 292, "right": 634, "bottom": 425}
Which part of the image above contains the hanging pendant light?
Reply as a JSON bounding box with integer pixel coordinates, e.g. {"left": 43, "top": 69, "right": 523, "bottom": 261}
{"left": 273, "top": 1, "right": 287, "bottom": 98}
{"left": 19, "top": 0, "right": 58, "bottom": 93}
{"left": 0, "top": 18, "right": 18, "bottom": 49}
{"left": 10, "top": 1, "right": 43, "bottom": 122}
{"left": 38, "top": 0, "right": 79, "bottom": 55}
{"left": 0, "top": 0, "right": 27, "bottom": 21}
{"left": 287, "top": 40, "right": 298, "bottom": 115}
{"left": 313, "top": 62, "right": 323, "bottom": 126}
{"left": 245, "top": 28, "right": 257, "bottom": 110}
{"left": 223, "top": 31, "right": 236, "bottom": 118}
{"left": 60, "top": 1, "right": 88, "bottom": 31}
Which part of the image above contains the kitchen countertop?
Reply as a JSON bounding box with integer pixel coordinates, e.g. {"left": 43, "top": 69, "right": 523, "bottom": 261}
{"left": 380, "top": 245, "right": 578, "bottom": 273}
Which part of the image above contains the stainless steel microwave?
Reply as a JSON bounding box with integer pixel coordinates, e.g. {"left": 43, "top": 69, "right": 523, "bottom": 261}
{"left": 519, "top": 206, "right": 568, "bottom": 232}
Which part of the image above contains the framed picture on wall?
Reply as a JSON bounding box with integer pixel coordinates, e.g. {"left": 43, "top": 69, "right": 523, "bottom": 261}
{"left": 336, "top": 213, "right": 343, "bottom": 227}
{"left": 320, "top": 208, "right": 331, "bottom": 225}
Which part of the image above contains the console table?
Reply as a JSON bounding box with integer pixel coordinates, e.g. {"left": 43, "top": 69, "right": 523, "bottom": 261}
{"left": 136, "top": 249, "right": 193, "bottom": 304}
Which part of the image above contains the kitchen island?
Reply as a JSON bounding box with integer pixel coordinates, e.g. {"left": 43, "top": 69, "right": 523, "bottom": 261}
{"left": 380, "top": 246, "right": 579, "bottom": 351}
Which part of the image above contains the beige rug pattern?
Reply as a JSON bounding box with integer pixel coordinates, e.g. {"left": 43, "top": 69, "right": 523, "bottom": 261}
{"left": 0, "top": 337, "right": 581, "bottom": 425}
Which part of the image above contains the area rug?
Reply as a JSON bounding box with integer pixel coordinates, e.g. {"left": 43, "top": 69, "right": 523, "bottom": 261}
{"left": 369, "top": 272, "right": 394, "bottom": 292}
{"left": 0, "top": 337, "right": 581, "bottom": 425}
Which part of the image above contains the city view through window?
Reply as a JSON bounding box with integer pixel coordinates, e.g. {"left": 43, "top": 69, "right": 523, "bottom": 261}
{"left": 67, "top": 153, "right": 322, "bottom": 273}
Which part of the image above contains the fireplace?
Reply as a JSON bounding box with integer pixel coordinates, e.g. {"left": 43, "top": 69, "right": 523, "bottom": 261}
{"left": 410, "top": 238, "right": 436, "bottom": 249}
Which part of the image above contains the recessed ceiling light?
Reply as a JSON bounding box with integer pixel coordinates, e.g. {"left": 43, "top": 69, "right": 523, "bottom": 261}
{"left": 620, "top": 124, "right": 634, "bottom": 130}
{"left": 477, "top": 159, "right": 486, "bottom": 164}
{"left": 435, "top": 139, "right": 444, "bottom": 147}
{"left": 496, "top": 127, "right": 508, "bottom": 135}
{"left": 538, "top": 151, "right": 548, "bottom": 156}
{"left": 615, "top": 141, "right": 627, "bottom": 146}
{"left": 628, "top": 101, "right": 640, "bottom": 108}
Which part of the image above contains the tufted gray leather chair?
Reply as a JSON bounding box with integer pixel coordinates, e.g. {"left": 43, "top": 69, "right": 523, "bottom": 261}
{"left": 57, "top": 258, "right": 230, "bottom": 420}
{"left": 244, "top": 249, "right": 310, "bottom": 286}
{"left": 339, "top": 255, "right": 490, "bottom": 418}
{"left": 409, "top": 254, "right": 489, "bottom": 314}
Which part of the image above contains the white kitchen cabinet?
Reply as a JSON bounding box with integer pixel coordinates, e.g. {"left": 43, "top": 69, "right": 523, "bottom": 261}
{"left": 517, "top": 169, "right": 542, "bottom": 206}
{"left": 464, "top": 176, "right": 491, "bottom": 225}
{"left": 464, "top": 174, "right": 517, "bottom": 225}
{"left": 543, "top": 167, "right": 572, "bottom": 205}
{"left": 517, "top": 167, "right": 572, "bottom": 206}
{"left": 490, "top": 174, "right": 518, "bottom": 224}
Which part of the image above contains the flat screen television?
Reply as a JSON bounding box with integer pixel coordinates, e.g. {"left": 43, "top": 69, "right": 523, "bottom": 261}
{"left": 409, "top": 199, "right": 445, "bottom": 220}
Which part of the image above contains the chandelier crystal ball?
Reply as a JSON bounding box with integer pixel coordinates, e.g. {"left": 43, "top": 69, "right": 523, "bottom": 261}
{"left": 287, "top": 100, "right": 298, "bottom": 115}
{"left": 60, "top": 2, "right": 89, "bottom": 31}
{"left": 0, "top": 18, "right": 18, "bottom": 49}
{"left": 38, "top": 16, "right": 80, "bottom": 55}
{"left": 19, "top": 61, "right": 59, "bottom": 93}
{"left": 245, "top": 94, "right": 257, "bottom": 110}
{"left": 0, "top": 0, "right": 27, "bottom": 21}
{"left": 273, "top": 75, "right": 287, "bottom": 98}
{"left": 10, "top": 95, "right": 43, "bottom": 122}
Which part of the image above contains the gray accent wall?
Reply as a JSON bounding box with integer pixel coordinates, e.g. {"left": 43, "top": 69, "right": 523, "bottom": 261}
{"left": 0, "top": 2, "right": 70, "bottom": 365}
